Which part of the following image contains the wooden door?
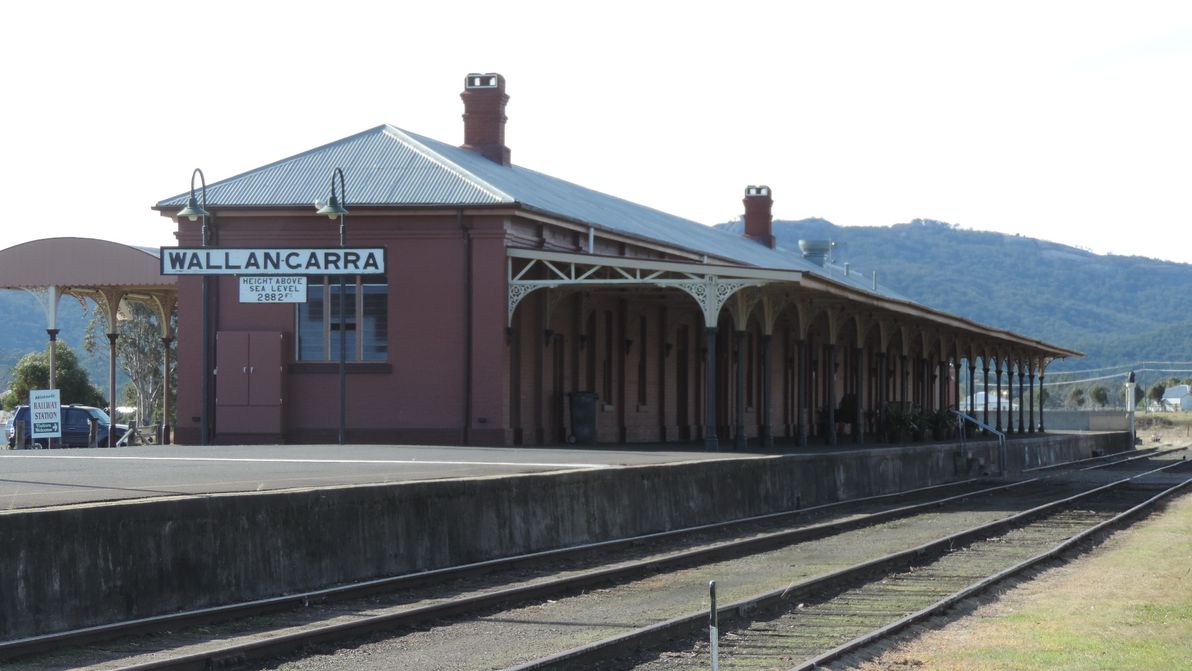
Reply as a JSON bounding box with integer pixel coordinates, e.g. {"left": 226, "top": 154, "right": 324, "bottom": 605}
{"left": 216, "top": 331, "right": 283, "bottom": 440}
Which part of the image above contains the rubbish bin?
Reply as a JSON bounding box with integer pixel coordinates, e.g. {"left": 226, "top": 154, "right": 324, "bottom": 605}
{"left": 568, "top": 391, "right": 599, "bottom": 445}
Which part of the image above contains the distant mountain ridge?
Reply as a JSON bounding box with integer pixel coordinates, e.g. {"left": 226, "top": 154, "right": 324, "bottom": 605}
{"left": 718, "top": 218, "right": 1192, "bottom": 375}
{"left": 0, "top": 292, "right": 110, "bottom": 391}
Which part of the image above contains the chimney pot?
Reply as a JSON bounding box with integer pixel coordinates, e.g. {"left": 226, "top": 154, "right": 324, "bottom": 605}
{"left": 742, "top": 184, "right": 775, "bottom": 249}
{"left": 461, "top": 72, "right": 511, "bottom": 165}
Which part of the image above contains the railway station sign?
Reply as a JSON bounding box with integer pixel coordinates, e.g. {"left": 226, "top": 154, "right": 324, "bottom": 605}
{"left": 160, "top": 247, "right": 386, "bottom": 276}
{"left": 30, "top": 389, "right": 61, "bottom": 440}
{"left": 239, "top": 276, "right": 307, "bottom": 303}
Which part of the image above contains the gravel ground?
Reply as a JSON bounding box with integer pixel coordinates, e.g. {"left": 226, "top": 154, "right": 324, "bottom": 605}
{"left": 5, "top": 482, "right": 1006, "bottom": 671}
{"left": 248, "top": 495, "right": 1070, "bottom": 671}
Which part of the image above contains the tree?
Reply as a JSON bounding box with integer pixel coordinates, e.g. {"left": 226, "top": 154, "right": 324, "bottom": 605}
{"left": 0, "top": 342, "right": 106, "bottom": 410}
{"left": 1088, "top": 384, "right": 1109, "bottom": 409}
{"left": 1066, "top": 387, "right": 1086, "bottom": 409}
{"left": 1148, "top": 383, "right": 1167, "bottom": 411}
{"left": 1119, "top": 383, "right": 1143, "bottom": 408}
{"left": 84, "top": 302, "right": 176, "bottom": 428}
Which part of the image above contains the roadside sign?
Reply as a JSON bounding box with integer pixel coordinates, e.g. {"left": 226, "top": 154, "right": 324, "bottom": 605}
{"left": 30, "top": 389, "right": 61, "bottom": 439}
{"left": 239, "top": 276, "right": 307, "bottom": 303}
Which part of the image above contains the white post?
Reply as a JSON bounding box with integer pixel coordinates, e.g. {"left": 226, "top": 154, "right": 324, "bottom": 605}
{"left": 1126, "top": 372, "right": 1136, "bottom": 447}
{"left": 709, "top": 580, "right": 719, "bottom": 671}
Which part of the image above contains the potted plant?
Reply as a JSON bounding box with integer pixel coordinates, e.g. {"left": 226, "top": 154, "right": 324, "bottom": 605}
{"left": 883, "top": 403, "right": 918, "bottom": 443}
{"left": 836, "top": 393, "right": 858, "bottom": 435}
{"left": 927, "top": 408, "right": 955, "bottom": 441}
{"left": 912, "top": 407, "right": 930, "bottom": 442}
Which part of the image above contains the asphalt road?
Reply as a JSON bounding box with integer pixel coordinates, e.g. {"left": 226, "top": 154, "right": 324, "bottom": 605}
{"left": 0, "top": 444, "right": 757, "bottom": 511}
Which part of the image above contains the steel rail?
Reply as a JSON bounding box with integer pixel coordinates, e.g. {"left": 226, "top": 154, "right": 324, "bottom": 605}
{"left": 792, "top": 460, "right": 1192, "bottom": 670}
{"left": 1076, "top": 446, "right": 1186, "bottom": 471}
{"left": 0, "top": 477, "right": 996, "bottom": 661}
{"left": 1023, "top": 446, "right": 1160, "bottom": 472}
{"left": 508, "top": 458, "right": 1192, "bottom": 671}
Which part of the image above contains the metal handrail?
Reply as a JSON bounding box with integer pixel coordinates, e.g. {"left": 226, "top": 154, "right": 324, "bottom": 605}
{"left": 951, "top": 410, "right": 1007, "bottom": 475}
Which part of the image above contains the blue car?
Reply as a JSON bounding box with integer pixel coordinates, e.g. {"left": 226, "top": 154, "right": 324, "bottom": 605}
{"left": 5, "top": 404, "right": 128, "bottom": 448}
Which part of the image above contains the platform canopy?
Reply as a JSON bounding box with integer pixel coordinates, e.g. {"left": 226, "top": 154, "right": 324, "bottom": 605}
{"left": 0, "top": 237, "right": 176, "bottom": 333}
{"left": 0, "top": 237, "right": 177, "bottom": 443}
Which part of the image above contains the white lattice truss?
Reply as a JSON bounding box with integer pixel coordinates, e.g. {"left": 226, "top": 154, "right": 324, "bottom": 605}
{"left": 506, "top": 248, "right": 1079, "bottom": 367}
{"left": 507, "top": 249, "right": 797, "bottom": 327}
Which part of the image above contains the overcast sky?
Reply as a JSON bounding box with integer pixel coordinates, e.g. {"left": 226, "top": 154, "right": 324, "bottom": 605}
{"left": 4, "top": 1, "right": 1190, "bottom": 262}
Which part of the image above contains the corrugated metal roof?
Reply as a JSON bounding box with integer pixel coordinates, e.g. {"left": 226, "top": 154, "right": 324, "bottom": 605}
{"left": 154, "top": 125, "right": 902, "bottom": 299}
{"left": 156, "top": 126, "right": 509, "bottom": 209}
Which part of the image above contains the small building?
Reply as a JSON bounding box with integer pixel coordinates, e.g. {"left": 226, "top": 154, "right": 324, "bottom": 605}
{"left": 154, "top": 73, "right": 1078, "bottom": 447}
{"left": 1161, "top": 384, "right": 1192, "bottom": 411}
{"left": 958, "top": 391, "right": 1017, "bottom": 413}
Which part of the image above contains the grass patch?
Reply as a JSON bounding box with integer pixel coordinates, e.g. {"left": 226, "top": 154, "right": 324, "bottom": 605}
{"left": 848, "top": 491, "right": 1192, "bottom": 670}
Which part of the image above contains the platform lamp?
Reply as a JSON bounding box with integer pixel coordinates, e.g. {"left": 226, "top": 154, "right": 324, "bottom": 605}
{"left": 316, "top": 167, "right": 349, "bottom": 445}
{"left": 177, "top": 168, "right": 212, "bottom": 446}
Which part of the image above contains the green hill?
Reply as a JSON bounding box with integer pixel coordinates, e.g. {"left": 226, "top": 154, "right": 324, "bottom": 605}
{"left": 720, "top": 218, "right": 1192, "bottom": 380}
{"left": 0, "top": 291, "right": 114, "bottom": 393}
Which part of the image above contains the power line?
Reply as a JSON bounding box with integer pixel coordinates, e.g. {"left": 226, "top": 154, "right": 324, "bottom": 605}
{"left": 1041, "top": 369, "right": 1192, "bottom": 387}
{"left": 1047, "top": 361, "right": 1192, "bottom": 376}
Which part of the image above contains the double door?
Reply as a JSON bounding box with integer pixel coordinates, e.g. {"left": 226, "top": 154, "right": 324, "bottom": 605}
{"left": 215, "top": 331, "right": 283, "bottom": 439}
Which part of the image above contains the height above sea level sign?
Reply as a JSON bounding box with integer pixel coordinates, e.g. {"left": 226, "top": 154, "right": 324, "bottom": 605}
{"left": 239, "top": 276, "right": 307, "bottom": 303}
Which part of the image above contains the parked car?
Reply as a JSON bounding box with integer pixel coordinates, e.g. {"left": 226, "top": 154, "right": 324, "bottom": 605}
{"left": 5, "top": 405, "right": 128, "bottom": 448}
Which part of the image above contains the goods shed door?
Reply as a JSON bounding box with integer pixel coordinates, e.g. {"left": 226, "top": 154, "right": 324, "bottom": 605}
{"left": 215, "top": 331, "right": 284, "bottom": 439}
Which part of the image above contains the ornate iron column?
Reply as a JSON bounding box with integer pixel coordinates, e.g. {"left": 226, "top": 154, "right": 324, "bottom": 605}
{"left": 798, "top": 339, "right": 809, "bottom": 448}
{"left": 855, "top": 345, "right": 865, "bottom": 445}
{"left": 995, "top": 360, "right": 1003, "bottom": 432}
{"left": 1018, "top": 366, "right": 1026, "bottom": 433}
{"left": 968, "top": 360, "right": 976, "bottom": 422}
{"left": 1038, "top": 370, "right": 1046, "bottom": 432}
{"left": 761, "top": 334, "right": 773, "bottom": 449}
{"left": 735, "top": 329, "right": 746, "bottom": 451}
{"left": 1028, "top": 364, "right": 1036, "bottom": 433}
{"left": 107, "top": 332, "right": 118, "bottom": 447}
{"left": 705, "top": 326, "right": 718, "bottom": 451}
{"left": 47, "top": 328, "right": 59, "bottom": 389}
{"left": 878, "top": 350, "right": 888, "bottom": 442}
{"left": 826, "top": 343, "right": 837, "bottom": 446}
{"left": 953, "top": 357, "right": 961, "bottom": 412}
{"left": 1007, "top": 361, "right": 1016, "bottom": 434}
{"left": 982, "top": 362, "right": 990, "bottom": 432}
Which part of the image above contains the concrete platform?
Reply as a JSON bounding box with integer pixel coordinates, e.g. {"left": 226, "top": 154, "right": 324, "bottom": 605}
{"left": 0, "top": 434, "right": 1120, "bottom": 511}
{"left": 0, "top": 443, "right": 753, "bottom": 510}
{"left": 0, "top": 432, "right": 1131, "bottom": 641}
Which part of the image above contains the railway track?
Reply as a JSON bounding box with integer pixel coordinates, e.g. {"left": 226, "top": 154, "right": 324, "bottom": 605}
{"left": 528, "top": 453, "right": 1192, "bottom": 670}
{"left": 2, "top": 449, "right": 1182, "bottom": 670}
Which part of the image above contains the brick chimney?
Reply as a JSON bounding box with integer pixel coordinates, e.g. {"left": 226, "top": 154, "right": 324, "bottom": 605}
{"left": 742, "top": 185, "right": 775, "bottom": 248}
{"left": 460, "top": 73, "right": 511, "bottom": 166}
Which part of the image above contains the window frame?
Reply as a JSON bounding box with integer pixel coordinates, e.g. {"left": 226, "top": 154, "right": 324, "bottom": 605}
{"left": 295, "top": 275, "right": 388, "bottom": 363}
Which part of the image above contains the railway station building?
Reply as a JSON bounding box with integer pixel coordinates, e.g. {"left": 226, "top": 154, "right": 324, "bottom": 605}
{"left": 155, "top": 73, "right": 1077, "bottom": 448}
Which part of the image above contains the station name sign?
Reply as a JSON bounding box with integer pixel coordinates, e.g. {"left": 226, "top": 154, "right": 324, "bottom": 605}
{"left": 30, "top": 388, "right": 62, "bottom": 439}
{"left": 160, "top": 247, "right": 386, "bottom": 276}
